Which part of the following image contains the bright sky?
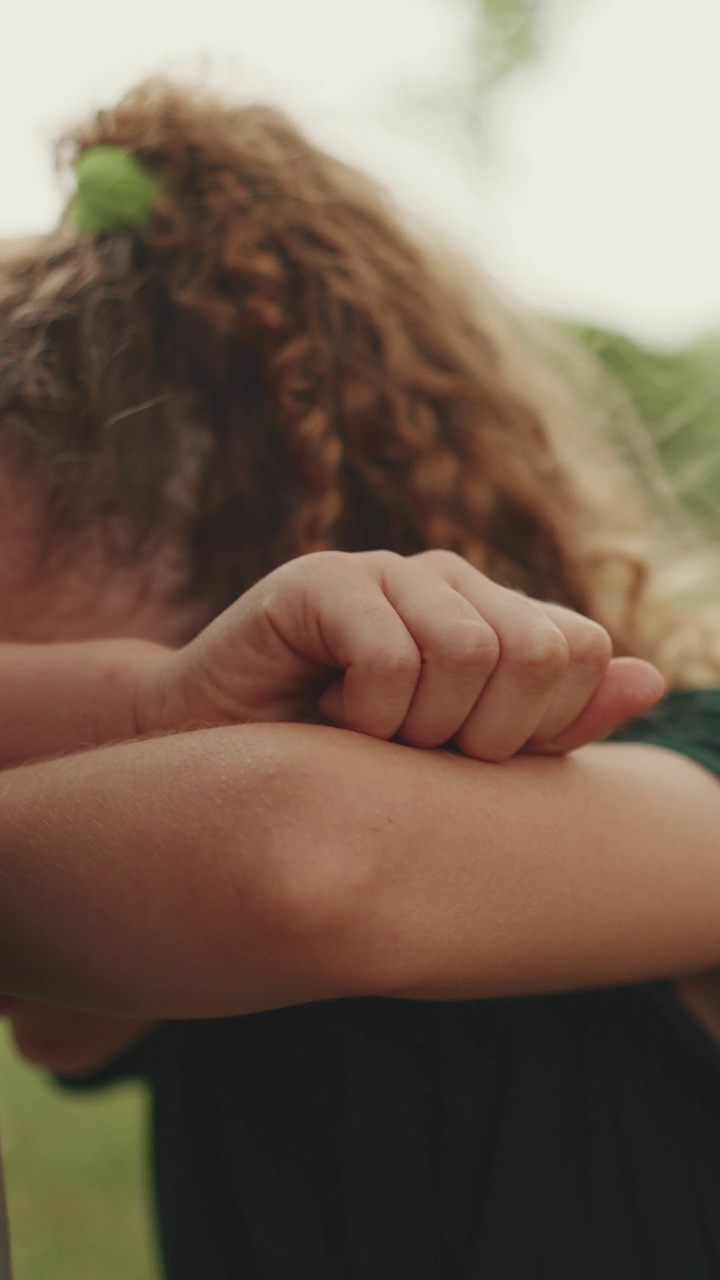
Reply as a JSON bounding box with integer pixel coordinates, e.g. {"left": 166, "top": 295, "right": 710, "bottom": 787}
{"left": 3, "top": 0, "right": 720, "bottom": 346}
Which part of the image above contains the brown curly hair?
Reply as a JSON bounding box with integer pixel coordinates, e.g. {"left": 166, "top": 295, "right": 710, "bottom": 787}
{"left": 1, "top": 79, "right": 718, "bottom": 683}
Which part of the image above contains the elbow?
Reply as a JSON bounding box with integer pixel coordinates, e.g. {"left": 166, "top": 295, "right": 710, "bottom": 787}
{"left": 236, "top": 727, "right": 393, "bottom": 1001}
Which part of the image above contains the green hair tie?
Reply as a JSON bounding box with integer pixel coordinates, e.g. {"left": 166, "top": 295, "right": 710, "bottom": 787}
{"left": 69, "top": 145, "right": 161, "bottom": 235}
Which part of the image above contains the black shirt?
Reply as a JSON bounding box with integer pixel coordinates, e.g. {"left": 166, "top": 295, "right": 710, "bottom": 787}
{"left": 66, "top": 690, "right": 720, "bottom": 1278}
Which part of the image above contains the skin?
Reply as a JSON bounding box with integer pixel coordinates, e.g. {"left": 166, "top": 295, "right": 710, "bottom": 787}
{"left": 0, "top": 550, "right": 665, "bottom": 768}
{"left": 0, "top": 518, "right": 717, "bottom": 1073}
{"left": 3, "top": 721, "right": 720, "bottom": 1069}
{"left": 0, "top": 291, "right": 712, "bottom": 1070}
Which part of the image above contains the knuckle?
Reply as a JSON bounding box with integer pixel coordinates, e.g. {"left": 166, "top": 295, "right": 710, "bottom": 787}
{"left": 411, "top": 548, "right": 464, "bottom": 574}
{"left": 365, "top": 643, "right": 421, "bottom": 681}
{"left": 504, "top": 625, "right": 570, "bottom": 687}
{"left": 570, "top": 623, "right": 613, "bottom": 671}
{"left": 433, "top": 622, "right": 500, "bottom": 673}
{"left": 274, "top": 549, "right": 349, "bottom": 585}
{"left": 299, "top": 550, "right": 346, "bottom": 570}
{"left": 361, "top": 549, "right": 404, "bottom": 573}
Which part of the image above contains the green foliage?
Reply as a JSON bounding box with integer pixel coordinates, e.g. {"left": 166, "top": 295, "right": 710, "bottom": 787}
{"left": 467, "top": 0, "right": 547, "bottom": 102}
{"left": 570, "top": 322, "right": 720, "bottom": 535}
{"left": 450, "top": 0, "right": 581, "bottom": 135}
{"left": 403, "top": 1, "right": 582, "bottom": 145}
{"left": 455, "top": 3, "right": 720, "bottom": 525}
{"left": 0, "top": 1028, "right": 158, "bottom": 1280}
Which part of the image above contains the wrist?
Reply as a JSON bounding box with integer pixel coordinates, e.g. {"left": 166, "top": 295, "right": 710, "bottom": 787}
{"left": 96, "top": 638, "right": 174, "bottom": 744}
{"left": 131, "top": 644, "right": 197, "bottom": 737}
{"left": 0, "top": 638, "right": 172, "bottom": 765}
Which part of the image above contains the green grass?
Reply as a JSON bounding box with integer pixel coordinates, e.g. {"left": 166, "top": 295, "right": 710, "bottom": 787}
{"left": 0, "top": 1026, "right": 159, "bottom": 1280}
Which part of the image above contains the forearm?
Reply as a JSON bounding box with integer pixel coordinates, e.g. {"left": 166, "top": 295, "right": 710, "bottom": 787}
{"left": 0, "top": 723, "right": 324, "bottom": 1016}
{"left": 306, "top": 734, "right": 720, "bottom": 1000}
{"left": 1, "top": 639, "right": 167, "bottom": 765}
{"left": 1, "top": 722, "right": 719, "bottom": 1019}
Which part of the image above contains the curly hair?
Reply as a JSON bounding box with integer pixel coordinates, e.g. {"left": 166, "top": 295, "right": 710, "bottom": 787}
{"left": 1, "top": 79, "right": 718, "bottom": 684}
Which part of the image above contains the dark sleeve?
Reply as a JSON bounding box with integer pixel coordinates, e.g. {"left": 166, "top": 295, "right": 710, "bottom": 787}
{"left": 56, "top": 1021, "right": 177, "bottom": 1091}
{"left": 609, "top": 686, "right": 720, "bottom": 776}
{"left": 611, "top": 686, "right": 720, "bottom": 1068}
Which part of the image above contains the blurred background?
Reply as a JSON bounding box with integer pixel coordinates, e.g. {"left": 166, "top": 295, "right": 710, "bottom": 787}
{"left": 1, "top": 1, "right": 719, "bottom": 1275}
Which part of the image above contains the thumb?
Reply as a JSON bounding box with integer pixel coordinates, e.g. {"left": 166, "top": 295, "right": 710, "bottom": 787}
{"left": 530, "top": 658, "right": 666, "bottom": 756}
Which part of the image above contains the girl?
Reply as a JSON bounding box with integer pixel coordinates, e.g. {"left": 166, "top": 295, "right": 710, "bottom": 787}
{"left": 1, "top": 80, "right": 720, "bottom": 1278}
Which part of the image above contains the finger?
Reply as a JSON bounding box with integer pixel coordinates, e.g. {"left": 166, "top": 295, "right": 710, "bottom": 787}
{"left": 309, "top": 582, "right": 422, "bottom": 739}
{"left": 258, "top": 558, "right": 424, "bottom": 738}
{"left": 421, "top": 575, "right": 568, "bottom": 759}
{"left": 408, "top": 553, "right": 573, "bottom": 759}
{"left": 528, "top": 657, "right": 665, "bottom": 755}
{"left": 526, "top": 604, "right": 613, "bottom": 745}
{"left": 316, "top": 678, "right": 345, "bottom": 726}
{"left": 378, "top": 560, "right": 500, "bottom": 746}
{"left": 409, "top": 553, "right": 618, "bottom": 759}
{"left": 322, "top": 622, "right": 422, "bottom": 740}
{"left": 398, "top": 618, "right": 501, "bottom": 746}
{"left": 455, "top": 613, "right": 569, "bottom": 760}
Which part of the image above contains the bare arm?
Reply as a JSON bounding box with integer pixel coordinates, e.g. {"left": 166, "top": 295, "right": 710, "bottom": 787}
{"left": 1, "top": 722, "right": 719, "bottom": 1020}
{"left": 0, "top": 552, "right": 665, "bottom": 769}
{"left": 0, "top": 548, "right": 668, "bottom": 1069}
{"left": 0, "top": 639, "right": 162, "bottom": 765}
